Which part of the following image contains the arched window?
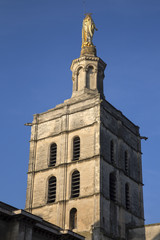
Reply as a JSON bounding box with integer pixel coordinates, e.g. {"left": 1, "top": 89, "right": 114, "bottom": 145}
{"left": 77, "top": 67, "right": 83, "bottom": 91}
{"left": 70, "top": 208, "right": 77, "bottom": 230}
{"left": 110, "top": 140, "right": 114, "bottom": 164}
{"left": 48, "top": 176, "right": 56, "bottom": 203}
{"left": 125, "top": 183, "right": 130, "bottom": 210}
{"left": 49, "top": 143, "right": 57, "bottom": 166}
{"left": 86, "top": 66, "right": 94, "bottom": 89}
{"left": 109, "top": 172, "right": 116, "bottom": 202}
{"left": 73, "top": 136, "right": 80, "bottom": 161}
{"left": 125, "top": 151, "right": 128, "bottom": 174}
{"left": 71, "top": 170, "right": 80, "bottom": 198}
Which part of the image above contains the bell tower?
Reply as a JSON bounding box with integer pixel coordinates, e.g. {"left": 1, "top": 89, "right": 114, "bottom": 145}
{"left": 25, "top": 15, "right": 144, "bottom": 240}
{"left": 71, "top": 13, "right": 106, "bottom": 99}
{"left": 71, "top": 56, "right": 106, "bottom": 99}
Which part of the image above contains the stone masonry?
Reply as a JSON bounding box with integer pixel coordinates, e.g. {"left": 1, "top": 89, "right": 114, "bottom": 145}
{"left": 25, "top": 48, "right": 144, "bottom": 240}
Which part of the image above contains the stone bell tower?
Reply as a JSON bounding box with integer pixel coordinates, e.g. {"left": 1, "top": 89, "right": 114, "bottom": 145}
{"left": 25, "top": 14, "right": 144, "bottom": 240}
{"left": 71, "top": 13, "right": 105, "bottom": 99}
{"left": 71, "top": 54, "right": 106, "bottom": 99}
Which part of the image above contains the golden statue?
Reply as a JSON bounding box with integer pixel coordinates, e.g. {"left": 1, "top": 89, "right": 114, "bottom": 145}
{"left": 82, "top": 14, "right": 98, "bottom": 48}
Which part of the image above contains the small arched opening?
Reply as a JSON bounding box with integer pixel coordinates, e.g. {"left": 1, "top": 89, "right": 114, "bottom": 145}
{"left": 70, "top": 208, "right": 77, "bottom": 230}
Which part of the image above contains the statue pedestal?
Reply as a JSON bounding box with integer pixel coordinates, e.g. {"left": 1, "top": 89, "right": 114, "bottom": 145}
{"left": 80, "top": 46, "right": 97, "bottom": 57}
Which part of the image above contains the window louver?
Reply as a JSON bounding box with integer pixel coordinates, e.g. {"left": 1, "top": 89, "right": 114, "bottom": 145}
{"left": 110, "top": 173, "right": 116, "bottom": 202}
{"left": 125, "top": 183, "right": 130, "bottom": 210}
{"left": 110, "top": 140, "right": 114, "bottom": 164}
{"left": 125, "top": 151, "right": 128, "bottom": 174}
{"left": 48, "top": 176, "right": 56, "bottom": 203}
{"left": 73, "top": 137, "right": 80, "bottom": 161}
{"left": 50, "top": 143, "right": 57, "bottom": 166}
{"left": 71, "top": 171, "right": 80, "bottom": 198}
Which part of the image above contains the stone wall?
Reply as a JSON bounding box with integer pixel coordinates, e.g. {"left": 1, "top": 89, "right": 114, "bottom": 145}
{"left": 129, "top": 224, "right": 160, "bottom": 240}
{"left": 100, "top": 99, "right": 144, "bottom": 239}
{"left": 26, "top": 93, "right": 101, "bottom": 240}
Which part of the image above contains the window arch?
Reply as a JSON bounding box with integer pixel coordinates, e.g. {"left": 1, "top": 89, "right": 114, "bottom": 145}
{"left": 70, "top": 208, "right": 77, "bottom": 230}
{"left": 48, "top": 176, "right": 56, "bottom": 203}
{"left": 109, "top": 172, "right": 116, "bottom": 202}
{"left": 86, "top": 66, "right": 94, "bottom": 89}
{"left": 110, "top": 140, "right": 114, "bottom": 164}
{"left": 73, "top": 136, "right": 80, "bottom": 161}
{"left": 49, "top": 143, "right": 57, "bottom": 166}
{"left": 71, "top": 170, "right": 80, "bottom": 198}
{"left": 77, "top": 67, "right": 83, "bottom": 91}
{"left": 125, "top": 151, "right": 128, "bottom": 174}
{"left": 125, "top": 183, "right": 130, "bottom": 210}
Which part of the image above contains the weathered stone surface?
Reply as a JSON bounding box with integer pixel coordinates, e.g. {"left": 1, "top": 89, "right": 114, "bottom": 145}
{"left": 25, "top": 93, "right": 144, "bottom": 240}
{"left": 128, "top": 224, "right": 160, "bottom": 240}
{"left": 70, "top": 56, "right": 106, "bottom": 99}
{"left": 25, "top": 54, "right": 144, "bottom": 240}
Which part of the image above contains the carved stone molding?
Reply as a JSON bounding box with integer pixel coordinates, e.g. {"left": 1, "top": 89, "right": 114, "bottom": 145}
{"left": 71, "top": 56, "right": 107, "bottom": 72}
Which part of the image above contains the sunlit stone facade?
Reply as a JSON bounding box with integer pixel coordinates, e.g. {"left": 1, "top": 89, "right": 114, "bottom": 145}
{"left": 25, "top": 45, "right": 144, "bottom": 240}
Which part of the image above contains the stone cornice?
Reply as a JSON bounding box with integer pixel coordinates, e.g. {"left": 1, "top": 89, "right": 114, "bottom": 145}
{"left": 32, "top": 93, "right": 100, "bottom": 121}
{"left": 30, "top": 121, "right": 98, "bottom": 142}
{"left": 26, "top": 192, "right": 100, "bottom": 211}
{"left": 100, "top": 155, "right": 143, "bottom": 185}
{"left": 27, "top": 154, "right": 100, "bottom": 174}
{"left": 70, "top": 56, "right": 107, "bottom": 70}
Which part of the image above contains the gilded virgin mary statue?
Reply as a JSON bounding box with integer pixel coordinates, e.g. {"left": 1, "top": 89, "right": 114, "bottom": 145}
{"left": 81, "top": 14, "right": 97, "bottom": 56}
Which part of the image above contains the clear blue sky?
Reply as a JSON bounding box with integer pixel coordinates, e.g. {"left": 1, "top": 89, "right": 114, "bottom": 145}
{"left": 0, "top": 0, "right": 160, "bottom": 225}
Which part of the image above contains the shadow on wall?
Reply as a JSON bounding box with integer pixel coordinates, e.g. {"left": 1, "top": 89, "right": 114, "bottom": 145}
{"left": 127, "top": 226, "right": 146, "bottom": 240}
{"left": 153, "top": 233, "right": 160, "bottom": 240}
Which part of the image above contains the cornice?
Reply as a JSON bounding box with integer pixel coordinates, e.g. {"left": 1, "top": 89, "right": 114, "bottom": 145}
{"left": 71, "top": 56, "right": 107, "bottom": 70}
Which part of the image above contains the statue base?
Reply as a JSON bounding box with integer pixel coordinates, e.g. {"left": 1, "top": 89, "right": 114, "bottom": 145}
{"left": 80, "top": 46, "right": 97, "bottom": 57}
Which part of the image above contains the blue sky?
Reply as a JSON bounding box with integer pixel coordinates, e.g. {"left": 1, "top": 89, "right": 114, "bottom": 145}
{"left": 0, "top": 0, "right": 160, "bottom": 225}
